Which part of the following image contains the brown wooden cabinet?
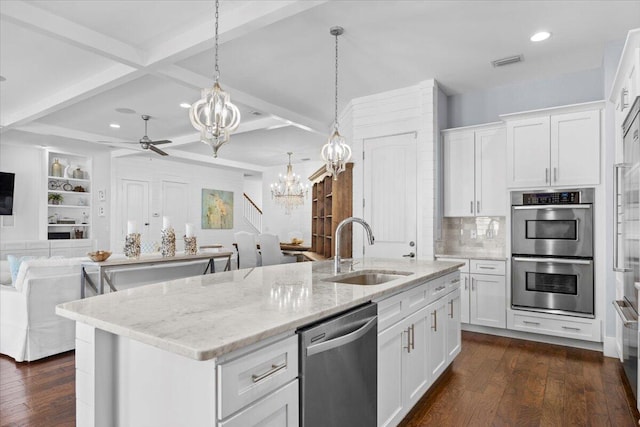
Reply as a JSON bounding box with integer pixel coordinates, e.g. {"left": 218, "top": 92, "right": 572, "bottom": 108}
{"left": 309, "top": 163, "right": 353, "bottom": 259}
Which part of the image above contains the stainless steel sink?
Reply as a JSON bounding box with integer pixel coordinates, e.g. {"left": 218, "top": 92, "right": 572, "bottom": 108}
{"left": 325, "top": 270, "right": 413, "bottom": 286}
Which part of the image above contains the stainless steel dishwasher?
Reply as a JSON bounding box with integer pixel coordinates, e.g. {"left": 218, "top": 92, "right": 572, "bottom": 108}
{"left": 299, "top": 303, "right": 377, "bottom": 427}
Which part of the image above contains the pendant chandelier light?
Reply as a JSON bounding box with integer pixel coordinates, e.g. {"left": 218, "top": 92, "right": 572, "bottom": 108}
{"left": 271, "top": 152, "right": 309, "bottom": 215}
{"left": 189, "top": 0, "right": 241, "bottom": 158}
{"left": 321, "top": 26, "right": 352, "bottom": 180}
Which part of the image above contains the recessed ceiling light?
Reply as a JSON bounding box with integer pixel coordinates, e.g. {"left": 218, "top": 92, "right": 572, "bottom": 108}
{"left": 180, "top": 102, "right": 191, "bottom": 109}
{"left": 109, "top": 123, "right": 121, "bottom": 129}
{"left": 530, "top": 31, "right": 551, "bottom": 42}
{"left": 115, "top": 107, "right": 136, "bottom": 114}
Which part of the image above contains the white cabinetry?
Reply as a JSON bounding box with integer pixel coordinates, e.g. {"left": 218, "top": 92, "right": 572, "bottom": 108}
{"left": 503, "top": 102, "right": 603, "bottom": 189}
{"left": 377, "top": 272, "right": 461, "bottom": 427}
{"left": 443, "top": 124, "right": 506, "bottom": 217}
{"left": 45, "top": 150, "right": 92, "bottom": 241}
{"left": 438, "top": 258, "right": 506, "bottom": 329}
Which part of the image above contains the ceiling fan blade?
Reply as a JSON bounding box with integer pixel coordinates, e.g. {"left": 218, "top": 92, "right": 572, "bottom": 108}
{"left": 148, "top": 144, "right": 169, "bottom": 156}
{"left": 149, "top": 140, "right": 172, "bottom": 145}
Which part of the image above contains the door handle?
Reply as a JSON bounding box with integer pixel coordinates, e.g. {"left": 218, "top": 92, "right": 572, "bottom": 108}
{"left": 403, "top": 252, "right": 415, "bottom": 258}
{"left": 470, "top": 201, "right": 473, "bottom": 214}
{"left": 464, "top": 276, "right": 468, "bottom": 290}
{"left": 477, "top": 201, "right": 480, "bottom": 214}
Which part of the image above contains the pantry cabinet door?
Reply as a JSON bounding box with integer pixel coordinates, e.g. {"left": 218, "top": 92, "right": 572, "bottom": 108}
{"left": 506, "top": 117, "right": 550, "bottom": 188}
{"left": 443, "top": 131, "right": 475, "bottom": 216}
{"left": 475, "top": 127, "right": 507, "bottom": 216}
{"left": 550, "top": 109, "right": 600, "bottom": 187}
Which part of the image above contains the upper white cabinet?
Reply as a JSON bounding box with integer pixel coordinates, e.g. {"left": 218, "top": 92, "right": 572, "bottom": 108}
{"left": 443, "top": 124, "right": 506, "bottom": 216}
{"left": 503, "top": 102, "right": 603, "bottom": 189}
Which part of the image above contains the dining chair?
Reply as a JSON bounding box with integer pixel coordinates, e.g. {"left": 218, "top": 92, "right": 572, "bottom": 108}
{"left": 234, "top": 232, "right": 261, "bottom": 269}
{"left": 258, "top": 234, "right": 297, "bottom": 266}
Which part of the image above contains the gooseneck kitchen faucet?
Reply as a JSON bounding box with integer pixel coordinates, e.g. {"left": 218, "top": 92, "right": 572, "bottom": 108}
{"left": 334, "top": 217, "right": 375, "bottom": 274}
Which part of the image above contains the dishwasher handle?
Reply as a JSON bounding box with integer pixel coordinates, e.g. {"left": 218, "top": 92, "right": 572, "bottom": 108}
{"left": 306, "top": 316, "right": 377, "bottom": 357}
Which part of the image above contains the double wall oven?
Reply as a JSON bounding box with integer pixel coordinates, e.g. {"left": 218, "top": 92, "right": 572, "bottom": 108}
{"left": 511, "top": 188, "right": 595, "bottom": 318}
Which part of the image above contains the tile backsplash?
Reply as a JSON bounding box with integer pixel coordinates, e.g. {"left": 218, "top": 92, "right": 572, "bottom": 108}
{"left": 435, "top": 217, "right": 506, "bottom": 257}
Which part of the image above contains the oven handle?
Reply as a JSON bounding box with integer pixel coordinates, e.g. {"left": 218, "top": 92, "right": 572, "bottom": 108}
{"left": 512, "top": 257, "right": 592, "bottom": 265}
{"left": 513, "top": 204, "right": 591, "bottom": 210}
{"left": 613, "top": 300, "right": 638, "bottom": 326}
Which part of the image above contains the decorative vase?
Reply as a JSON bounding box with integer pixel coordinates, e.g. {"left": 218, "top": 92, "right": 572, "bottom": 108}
{"left": 184, "top": 236, "right": 197, "bottom": 255}
{"left": 73, "top": 167, "right": 83, "bottom": 179}
{"left": 124, "top": 233, "right": 141, "bottom": 258}
{"left": 51, "top": 159, "right": 63, "bottom": 177}
{"left": 161, "top": 228, "right": 176, "bottom": 257}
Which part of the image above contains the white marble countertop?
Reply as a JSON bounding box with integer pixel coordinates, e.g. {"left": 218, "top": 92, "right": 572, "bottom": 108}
{"left": 57, "top": 258, "right": 462, "bottom": 361}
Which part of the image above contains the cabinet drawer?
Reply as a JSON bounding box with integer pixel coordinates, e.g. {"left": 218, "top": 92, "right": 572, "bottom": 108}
{"left": 377, "top": 289, "right": 409, "bottom": 332}
{"left": 511, "top": 312, "right": 600, "bottom": 342}
{"left": 218, "top": 335, "right": 298, "bottom": 420}
{"left": 442, "top": 272, "right": 461, "bottom": 291}
{"left": 220, "top": 379, "right": 298, "bottom": 427}
{"left": 470, "top": 259, "right": 505, "bottom": 275}
{"left": 428, "top": 276, "right": 450, "bottom": 303}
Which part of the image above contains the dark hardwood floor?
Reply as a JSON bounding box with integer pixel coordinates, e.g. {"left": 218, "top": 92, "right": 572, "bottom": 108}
{"left": 0, "top": 331, "right": 637, "bottom": 426}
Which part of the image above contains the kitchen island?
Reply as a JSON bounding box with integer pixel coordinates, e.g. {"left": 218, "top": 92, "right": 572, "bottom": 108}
{"left": 57, "top": 258, "right": 463, "bottom": 427}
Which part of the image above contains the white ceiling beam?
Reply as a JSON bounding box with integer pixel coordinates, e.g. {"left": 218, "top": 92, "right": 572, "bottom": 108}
{"left": 0, "top": 0, "right": 143, "bottom": 67}
{"left": 15, "top": 123, "right": 122, "bottom": 144}
{"left": 1, "top": 65, "right": 142, "bottom": 128}
{"left": 157, "top": 64, "right": 327, "bottom": 134}
{"left": 144, "top": 1, "right": 327, "bottom": 67}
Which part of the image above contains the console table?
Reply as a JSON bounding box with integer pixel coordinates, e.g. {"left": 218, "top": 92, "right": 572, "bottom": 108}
{"left": 80, "top": 252, "right": 233, "bottom": 298}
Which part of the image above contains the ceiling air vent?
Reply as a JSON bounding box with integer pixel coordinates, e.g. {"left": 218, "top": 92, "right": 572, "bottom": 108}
{"left": 491, "top": 54, "right": 524, "bottom": 68}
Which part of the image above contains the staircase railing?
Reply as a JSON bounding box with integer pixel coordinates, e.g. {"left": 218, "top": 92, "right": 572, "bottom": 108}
{"left": 243, "top": 193, "right": 262, "bottom": 233}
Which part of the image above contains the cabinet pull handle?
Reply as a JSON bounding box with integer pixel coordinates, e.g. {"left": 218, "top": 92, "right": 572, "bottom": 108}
{"left": 470, "top": 201, "right": 473, "bottom": 214}
{"left": 410, "top": 324, "right": 415, "bottom": 350}
{"left": 477, "top": 201, "right": 480, "bottom": 213}
{"left": 464, "top": 276, "right": 468, "bottom": 290}
{"left": 471, "top": 278, "right": 475, "bottom": 291}
{"left": 404, "top": 328, "right": 412, "bottom": 353}
{"left": 553, "top": 167, "right": 557, "bottom": 183}
{"left": 478, "top": 266, "right": 495, "bottom": 270}
{"left": 451, "top": 278, "right": 460, "bottom": 284}
{"left": 432, "top": 310, "right": 438, "bottom": 332}
{"left": 522, "top": 320, "right": 540, "bottom": 326}
{"left": 449, "top": 299, "right": 454, "bottom": 318}
{"left": 545, "top": 168, "right": 549, "bottom": 183}
{"left": 435, "top": 285, "right": 446, "bottom": 292}
{"left": 621, "top": 88, "right": 629, "bottom": 111}
{"left": 251, "top": 362, "right": 287, "bottom": 383}
{"left": 561, "top": 326, "right": 581, "bottom": 331}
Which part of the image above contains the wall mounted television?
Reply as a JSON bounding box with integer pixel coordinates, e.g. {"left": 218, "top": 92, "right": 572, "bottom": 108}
{"left": 0, "top": 172, "right": 15, "bottom": 215}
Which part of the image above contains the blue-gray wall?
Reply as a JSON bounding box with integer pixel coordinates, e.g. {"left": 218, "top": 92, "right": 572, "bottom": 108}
{"left": 447, "top": 67, "right": 605, "bottom": 128}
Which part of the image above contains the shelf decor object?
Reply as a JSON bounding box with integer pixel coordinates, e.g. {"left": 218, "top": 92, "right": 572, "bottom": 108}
{"left": 321, "top": 26, "right": 352, "bottom": 180}
{"left": 124, "top": 221, "right": 141, "bottom": 258}
{"left": 184, "top": 223, "right": 197, "bottom": 255}
{"left": 189, "top": 0, "right": 240, "bottom": 158}
{"left": 161, "top": 216, "right": 176, "bottom": 257}
{"left": 270, "top": 152, "right": 309, "bottom": 215}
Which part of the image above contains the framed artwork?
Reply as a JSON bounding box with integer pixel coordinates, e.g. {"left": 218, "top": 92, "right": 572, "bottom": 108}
{"left": 201, "top": 189, "right": 233, "bottom": 229}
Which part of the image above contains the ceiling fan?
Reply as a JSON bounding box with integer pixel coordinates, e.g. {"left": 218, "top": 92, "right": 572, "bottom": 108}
{"left": 123, "top": 115, "right": 172, "bottom": 156}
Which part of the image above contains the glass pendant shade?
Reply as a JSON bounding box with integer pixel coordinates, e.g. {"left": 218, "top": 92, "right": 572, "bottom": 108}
{"left": 190, "top": 82, "right": 241, "bottom": 157}
{"left": 322, "top": 129, "right": 352, "bottom": 179}
{"left": 271, "top": 153, "right": 309, "bottom": 215}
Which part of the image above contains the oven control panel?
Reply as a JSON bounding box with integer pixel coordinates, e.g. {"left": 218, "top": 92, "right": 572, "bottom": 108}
{"left": 522, "top": 191, "right": 580, "bottom": 205}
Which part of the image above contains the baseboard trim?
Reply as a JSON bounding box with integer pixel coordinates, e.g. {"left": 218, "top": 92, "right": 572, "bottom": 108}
{"left": 461, "top": 323, "right": 604, "bottom": 353}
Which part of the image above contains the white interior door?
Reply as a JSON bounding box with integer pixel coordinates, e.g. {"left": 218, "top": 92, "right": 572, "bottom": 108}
{"left": 364, "top": 133, "right": 417, "bottom": 258}
{"left": 121, "top": 179, "right": 150, "bottom": 243}
{"left": 162, "top": 180, "right": 189, "bottom": 238}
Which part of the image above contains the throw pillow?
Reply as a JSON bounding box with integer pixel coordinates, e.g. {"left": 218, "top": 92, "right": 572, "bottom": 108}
{"left": 7, "top": 255, "right": 37, "bottom": 285}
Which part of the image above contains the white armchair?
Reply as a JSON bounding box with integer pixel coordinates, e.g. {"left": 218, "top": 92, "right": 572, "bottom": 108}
{"left": 234, "top": 232, "right": 261, "bottom": 269}
{"left": 258, "top": 234, "right": 297, "bottom": 266}
{"left": 0, "top": 258, "right": 83, "bottom": 362}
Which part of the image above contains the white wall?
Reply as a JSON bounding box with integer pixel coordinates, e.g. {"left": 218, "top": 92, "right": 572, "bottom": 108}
{"left": 448, "top": 67, "right": 605, "bottom": 128}
{"left": 112, "top": 156, "right": 253, "bottom": 251}
{"left": 261, "top": 160, "right": 323, "bottom": 244}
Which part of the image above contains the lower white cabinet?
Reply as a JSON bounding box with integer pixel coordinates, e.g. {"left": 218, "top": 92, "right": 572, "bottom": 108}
{"left": 469, "top": 273, "right": 506, "bottom": 328}
{"left": 219, "top": 380, "right": 298, "bottom": 427}
{"left": 377, "top": 275, "right": 461, "bottom": 427}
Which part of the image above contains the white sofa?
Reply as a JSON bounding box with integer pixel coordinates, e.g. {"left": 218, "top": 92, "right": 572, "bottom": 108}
{"left": 0, "top": 257, "right": 84, "bottom": 362}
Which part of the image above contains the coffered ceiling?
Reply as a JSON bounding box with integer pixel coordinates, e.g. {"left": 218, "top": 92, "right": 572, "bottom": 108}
{"left": 1, "top": 0, "right": 638, "bottom": 172}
